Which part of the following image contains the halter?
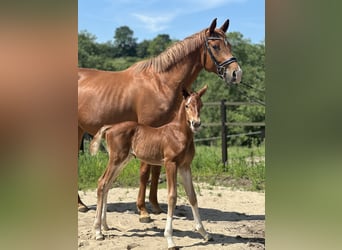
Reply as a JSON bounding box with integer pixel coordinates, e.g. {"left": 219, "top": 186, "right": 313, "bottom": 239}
{"left": 204, "top": 36, "right": 237, "bottom": 79}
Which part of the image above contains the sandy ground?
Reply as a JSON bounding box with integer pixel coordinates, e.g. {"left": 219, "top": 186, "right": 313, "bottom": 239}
{"left": 78, "top": 184, "right": 265, "bottom": 249}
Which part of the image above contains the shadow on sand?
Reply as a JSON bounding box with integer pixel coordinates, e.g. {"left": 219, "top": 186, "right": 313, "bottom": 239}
{"left": 86, "top": 201, "right": 265, "bottom": 248}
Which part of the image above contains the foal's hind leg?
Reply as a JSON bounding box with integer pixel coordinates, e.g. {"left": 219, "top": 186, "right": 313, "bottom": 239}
{"left": 94, "top": 156, "right": 131, "bottom": 240}
{"left": 179, "top": 167, "right": 212, "bottom": 242}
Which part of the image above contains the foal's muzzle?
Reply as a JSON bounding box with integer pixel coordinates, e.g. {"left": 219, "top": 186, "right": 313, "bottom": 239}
{"left": 190, "top": 120, "right": 201, "bottom": 132}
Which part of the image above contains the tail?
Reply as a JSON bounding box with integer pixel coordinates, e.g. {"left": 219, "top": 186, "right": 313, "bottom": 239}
{"left": 89, "top": 125, "right": 112, "bottom": 156}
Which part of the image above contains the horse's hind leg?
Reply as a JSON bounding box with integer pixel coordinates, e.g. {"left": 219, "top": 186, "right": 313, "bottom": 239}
{"left": 78, "top": 126, "right": 89, "bottom": 212}
{"left": 137, "top": 162, "right": 152, "bottom": 222}
{"left": 137, "top": 163, "right": 163, "bottom": 222}
{"left": 150, "top": 165, "right": 163, "bottom": 214}
{"left": 179, "top": 167, "right": 212, "bottom": 242}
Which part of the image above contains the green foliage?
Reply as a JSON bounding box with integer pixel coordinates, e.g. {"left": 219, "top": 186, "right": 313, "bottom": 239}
{"left": 78, "top": 151, "right": 141, "bottom": 190}
{"left": 113, "top": 26, "right": 137, "bottom": 57}
{"left": 78, "top": 145, "right": 265, "bottom": 192}
{"left": 136, "top": 39, "right": 151, "bottom": 58}
{"left": 147, "top": 34, "right": 173, "bottom": 56}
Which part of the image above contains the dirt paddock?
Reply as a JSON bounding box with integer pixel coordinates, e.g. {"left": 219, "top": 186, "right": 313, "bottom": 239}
{"left": 78, "top": 184, "right": 265, "bottom": 249}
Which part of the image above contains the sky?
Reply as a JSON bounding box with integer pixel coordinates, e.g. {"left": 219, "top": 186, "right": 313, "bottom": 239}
{"left": 78, "top": 0, "right": 264, "bottom": 44}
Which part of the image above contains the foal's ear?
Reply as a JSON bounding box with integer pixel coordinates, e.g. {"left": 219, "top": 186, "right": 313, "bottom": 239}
{"left": 182, "top": 88, "right": 190, "bottom": 99}
{"left": 220, "top": 19, "right": 229, "bottom": 33}
{"left": 209, "top": 18, "right": 217, "bottom": 34}
{"left": 198, "top": 85, "right": 208, "bottom": 97}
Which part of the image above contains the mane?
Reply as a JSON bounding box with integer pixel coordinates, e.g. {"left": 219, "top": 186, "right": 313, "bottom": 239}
{"left": 133, "top": 29, "right": 207, "bottom": 73}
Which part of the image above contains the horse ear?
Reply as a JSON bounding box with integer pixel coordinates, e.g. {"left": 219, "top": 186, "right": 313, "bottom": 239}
{"left": 182, "top": 88, "right": 190, "bottom": 99}
{"left": 198, "top": 85, "right": 208, "bottom": 97}
{"left": 220, "top": 19, "right": 229, "bottom": 33}
{"left": 209, "top": 18, "right": 217, "bottom": 34}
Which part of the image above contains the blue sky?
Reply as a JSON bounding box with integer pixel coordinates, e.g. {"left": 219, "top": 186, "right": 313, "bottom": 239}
{"left": 78, "top": 0, "right": 264, "bottom": 44}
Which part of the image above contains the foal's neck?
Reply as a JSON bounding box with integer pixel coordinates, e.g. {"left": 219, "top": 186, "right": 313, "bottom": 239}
{"left": 171, "top": 100, "right": 191, "bottom": 131}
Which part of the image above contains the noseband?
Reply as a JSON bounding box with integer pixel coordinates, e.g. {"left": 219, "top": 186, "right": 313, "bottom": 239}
{"left": 204, "top": 36, "right": 237, "bottom": 79}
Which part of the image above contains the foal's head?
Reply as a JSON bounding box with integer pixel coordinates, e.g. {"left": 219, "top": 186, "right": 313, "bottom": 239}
{"left": 183, "top": 85, "right": 208, "bottom": 133}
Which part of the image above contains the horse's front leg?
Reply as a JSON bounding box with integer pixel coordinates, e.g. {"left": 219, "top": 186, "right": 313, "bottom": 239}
{"left": 179, "top": 167, "right": 212, "bottom": 242}
{"left": 78, "top": 127, "right": 89, "bottom": 212}
{"left": 164, "top": 162, "right": 178, "bottom": 249}
{"left": 78, "top": 194, "right": 88, "bottom": 212}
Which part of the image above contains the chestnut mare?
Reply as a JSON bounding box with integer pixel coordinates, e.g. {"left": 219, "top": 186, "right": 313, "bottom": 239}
{"left": 90, "top": 86, "right": 210, "bottom": 249}
{"left": 78, "top": 18, "right": 242, "bottom": 221}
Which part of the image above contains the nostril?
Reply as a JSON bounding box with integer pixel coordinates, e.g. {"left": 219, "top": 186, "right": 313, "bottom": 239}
{"left": 232, "top": 71, "right": 237, "bottom": 80}
{"left": 194, "top": 121, "right": 201, "bottom": 127}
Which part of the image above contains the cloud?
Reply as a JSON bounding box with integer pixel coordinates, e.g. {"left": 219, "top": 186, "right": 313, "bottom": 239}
{"left": 177, "top": 0, "right": 247, "bottom": 12}
{"left": 130, "top": 0, "right": 247, "bottom": 33}
{"left": 131, "top": 13, "right": 177, "bottom": 33}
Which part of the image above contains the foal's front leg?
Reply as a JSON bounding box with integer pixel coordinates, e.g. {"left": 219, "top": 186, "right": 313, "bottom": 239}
{"left": 164, "top": 162, "right": 178, "bottom": 249}
{"left": 179, "top": 167, "right": 212, "bottom": 242}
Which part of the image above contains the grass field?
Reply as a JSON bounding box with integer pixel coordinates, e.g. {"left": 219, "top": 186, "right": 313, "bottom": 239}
{"left": 78, "top": 141, "right": 265, "bottom": 192}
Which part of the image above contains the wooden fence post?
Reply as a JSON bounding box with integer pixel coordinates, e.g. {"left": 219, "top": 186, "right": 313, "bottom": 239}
{"left": 220, "top": 99, "right": 228, "bottom": 168}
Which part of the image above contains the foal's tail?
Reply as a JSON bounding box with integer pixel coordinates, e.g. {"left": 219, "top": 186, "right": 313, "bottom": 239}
{"left": 89, "top": 125, "right": 112, "bottom": 156}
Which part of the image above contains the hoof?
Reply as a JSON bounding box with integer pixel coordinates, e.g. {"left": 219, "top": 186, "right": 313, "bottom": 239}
{"left": 139, "top": 216, "right": 152, "bottom": 223}
{"left": 204, "top": 233, "right": 213, "bottom": 242}
{"left": 152, "top": 207, "right": 164, "bottom": 215}
{"left": 95, "top": 234, "right": 104, "bottom": 241}
{"left": 78, "top": 205, "right": 89, "bottom": 213}
{"left": 168, "top": 247, "right": 180, "bottom": 250}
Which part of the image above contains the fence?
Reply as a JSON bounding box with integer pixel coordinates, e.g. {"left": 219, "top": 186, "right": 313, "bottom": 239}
{"left": 195, "top": 100, "right": 265, "bottom": 166}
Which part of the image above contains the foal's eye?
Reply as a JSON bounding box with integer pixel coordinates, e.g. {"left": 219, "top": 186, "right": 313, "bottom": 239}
{"left": 185, "top": 105, "right": 189, "bottom": 109}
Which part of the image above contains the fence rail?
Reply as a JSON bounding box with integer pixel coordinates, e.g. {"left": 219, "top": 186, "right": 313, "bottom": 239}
{"left": 202, "top": 100, "right": 265, "bottom": 166}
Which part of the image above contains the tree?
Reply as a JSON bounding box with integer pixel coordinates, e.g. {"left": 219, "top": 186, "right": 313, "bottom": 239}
{"left": 113, "top": 26, "right": 137, "bottom": 57}
{"left": 136, "top": 39, "right": 151, "bottom": 58}
{"left": 78, "top": 30, "right": 103, "bottom": 68}
{"left": 147, "top": 34, "right": 172, "bottom": 56}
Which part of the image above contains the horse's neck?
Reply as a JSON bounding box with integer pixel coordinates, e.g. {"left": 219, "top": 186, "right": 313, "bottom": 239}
{"left": 161, "top": 51, "right": 203, "bottom": 91}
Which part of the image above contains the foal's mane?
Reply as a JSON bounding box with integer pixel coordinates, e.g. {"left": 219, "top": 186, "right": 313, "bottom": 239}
{"left": 133, "top": 29, "right": 207, "bottom": 73}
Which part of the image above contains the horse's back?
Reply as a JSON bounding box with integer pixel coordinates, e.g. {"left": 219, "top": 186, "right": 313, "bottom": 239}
{"left": 78, "top": 68, "right": 140, "bottom": 132}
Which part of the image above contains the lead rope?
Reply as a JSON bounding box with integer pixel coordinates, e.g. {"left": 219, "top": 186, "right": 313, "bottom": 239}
{"left": 231, "top": 84, "right": 266, "bottom": 106}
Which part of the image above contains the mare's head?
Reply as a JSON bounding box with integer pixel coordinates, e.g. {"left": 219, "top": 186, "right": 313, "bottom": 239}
{"left": 203, "top": 18, "right": 242, "bottom": 85}
{"left": 182, "top": 85, "right": 208, "bottom": 133}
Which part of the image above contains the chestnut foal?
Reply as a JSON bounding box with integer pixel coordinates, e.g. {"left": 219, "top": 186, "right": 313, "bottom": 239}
{"left": 90, "top": 85, "right": 211, "bottom": 249}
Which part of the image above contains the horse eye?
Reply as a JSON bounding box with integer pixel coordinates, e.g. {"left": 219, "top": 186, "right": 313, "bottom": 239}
{"left": 212, "top": 45, "right": 220, "bottom": 51}
{"left": 185, "top": 105, "right": 189, "bottom": 109}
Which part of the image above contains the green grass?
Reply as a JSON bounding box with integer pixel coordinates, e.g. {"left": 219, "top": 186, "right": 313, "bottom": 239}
{"left": 78, "top": 143, "right": 265, "bottom": 192}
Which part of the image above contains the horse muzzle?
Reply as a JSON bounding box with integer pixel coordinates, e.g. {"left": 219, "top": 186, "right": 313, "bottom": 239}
{"left": 226, "top": 67, "right": 242, "bottom": 84}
